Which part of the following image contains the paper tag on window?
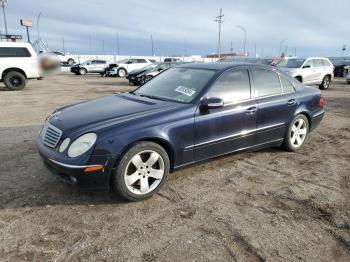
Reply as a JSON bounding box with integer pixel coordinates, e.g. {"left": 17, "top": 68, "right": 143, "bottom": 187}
{"left": 175, "top": 86, "right": 196, "bottom": 96}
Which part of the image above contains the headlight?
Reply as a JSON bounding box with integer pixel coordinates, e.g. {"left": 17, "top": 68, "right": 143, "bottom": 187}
{"left": 59, "top": 138, "right": 70, "bottom": 153}
{"left": 68, "top": 133, "right": 97, "bottom": 158}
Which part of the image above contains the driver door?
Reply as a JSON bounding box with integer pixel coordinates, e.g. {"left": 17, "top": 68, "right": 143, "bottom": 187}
{"left": 194, "top": 67, "right": 257, "bottom": 161}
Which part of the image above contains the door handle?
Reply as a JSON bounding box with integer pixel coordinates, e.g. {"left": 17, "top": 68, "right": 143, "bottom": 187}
{"left": 287, "top": 99, "right": 296, "bottom": 106}
{"left": 246, "top": 106, "right": 257, "bottom": 115}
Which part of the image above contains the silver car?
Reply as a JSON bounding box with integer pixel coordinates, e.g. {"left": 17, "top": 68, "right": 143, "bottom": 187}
{"left": 70, "top": 60, "right": 109, "bottom": 75}
{"left": 276, "top": 57, "right": 334, "bottom": 89}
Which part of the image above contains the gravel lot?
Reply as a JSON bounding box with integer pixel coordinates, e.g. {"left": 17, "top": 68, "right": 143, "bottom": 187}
{"left": 0, "top": 73, "right": 349, "bottom": 261}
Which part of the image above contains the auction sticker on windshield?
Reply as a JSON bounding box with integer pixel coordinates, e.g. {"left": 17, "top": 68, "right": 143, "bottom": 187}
{"left": 175, "top": 86, "right": 196, "bottom": 97}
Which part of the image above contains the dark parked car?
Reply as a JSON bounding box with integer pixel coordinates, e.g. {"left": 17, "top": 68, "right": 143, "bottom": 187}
{"left": 37, "top": 63, "right": 325, "bottom": 201}
{"left": 329, "top": 59, "right": 350, "bottom": 77}
{"left": 126, "top": 63, "right": 159, "bottom": 84}
{"left": 130, "top": 62, "right": 183, "bottom": 85}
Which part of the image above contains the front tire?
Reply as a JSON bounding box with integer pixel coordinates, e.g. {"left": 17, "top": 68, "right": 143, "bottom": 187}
{"left": 319, "top": 75, "right": 330, "bottom": 90}
{"left": 3, "top": 71, "right": 27, "bottom": 90}
{"left": 283, "top": 114, "right": 309, "bottom": 152}
{"left": 112, "top": 142, "right": 170, "bottom": 201}
{"left": 117, "top": 68, "right": 127, "bottom": 77}
{"left": 79, "top": 68, "right": 87, "bottom": 75}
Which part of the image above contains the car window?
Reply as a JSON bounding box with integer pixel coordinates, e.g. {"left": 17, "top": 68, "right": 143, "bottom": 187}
{"left": 137, "top": 59, "right": 147, "bottom": 63}
{"left": 303, "top": 60, "right": 313, "bottom": 68}
{"left": 95, "top": 60, "right": 106, "bottom": 64}
{"left": 279, "top": 74, "right": 295, "bottom": 93}
{"left": 313, "top": 59, "right": 323, "bottom": 67}
{"left": 54, "top": 51, "right": 64, "bottom": 56}
{"left": 322, "top": 59, "right": 331, "bottom": 66}
{"left": 208, "top": 69, "right": 251, "bottom": 103}
{"left": 0, "top": 47, "right": 31, "bottom": 57}
{"left": 253, "top": 70, "right": 282, "bottom": 97}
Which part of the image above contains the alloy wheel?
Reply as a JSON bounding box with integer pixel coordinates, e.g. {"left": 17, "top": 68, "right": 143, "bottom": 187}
{"left": 124, "top": 150, "right": 165, "bottom": 195}
{"left": 290, "top": 119, "right": 307, "bottom": 148}
{"left": 9, "top": 76, "right": 23, "bottom": 87}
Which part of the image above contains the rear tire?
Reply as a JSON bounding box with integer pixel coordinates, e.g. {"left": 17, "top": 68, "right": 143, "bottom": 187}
{"left": 67, "top": 59, "right": 75, "bottom": 66}
{"left": 112, "top": 142, "right": 170, "bottom": 201}
{"left": 283, "top": 114, "right": 309, "bottom": 152}
{"left": 3, "top": 71, "right": 27, "bottom": 90}
{"left": 319, "top": 75, "right": 330, "bottom": 90}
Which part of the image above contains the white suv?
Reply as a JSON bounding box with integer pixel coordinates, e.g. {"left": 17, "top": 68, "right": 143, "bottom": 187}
{"left": 0, "top": 42, "right": 41, "bottom": 90}
{"left": 277, "top": 57, "right": 334, "bottom": 89}
{"left": 112, "top": 58, "right": 153, "bottom": 77}
{"left": 52, "top": 51, "right": 75, "bottom": 66}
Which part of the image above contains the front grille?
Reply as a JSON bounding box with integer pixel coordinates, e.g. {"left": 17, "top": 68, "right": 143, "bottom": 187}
{"left": 41, "top": 122, "right": 62, "bottom": 148}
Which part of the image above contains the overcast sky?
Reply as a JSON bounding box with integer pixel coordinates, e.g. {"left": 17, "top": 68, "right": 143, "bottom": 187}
{"left": 3, "top": 0, "right": 350, "bottom": 57}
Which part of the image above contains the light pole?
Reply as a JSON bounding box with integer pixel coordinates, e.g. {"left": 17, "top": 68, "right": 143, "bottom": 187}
{"left": 116, "top": 32, "right": 120, "bottom": 56}
{"left": 62, "top": 38, "right": 65, "bottom": 54}
{"left": 150, "top": 34, "right": 154, "bottom": 56}
{"left": 215, "top": 8, "right": 224, "bottom": 59}
{"left": 279, "top": 39, "right": 287, "bottom": 57}
{"left": 236, "top": 25, "right": 247, "bottom": 57}
{"left": 37, "top": 12, "right": 42, "bottom": 40}
{"left": 0, "top": 0, "right": 8, "bottom": 36}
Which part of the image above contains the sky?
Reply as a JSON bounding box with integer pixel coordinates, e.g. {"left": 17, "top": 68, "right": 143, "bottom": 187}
{"left": 3, "top": 0, "right": 350, "bottom": 57}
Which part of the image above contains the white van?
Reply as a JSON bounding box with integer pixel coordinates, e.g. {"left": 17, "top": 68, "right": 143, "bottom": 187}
{"left": 0, "top": 42, "right": 41, "bottom": 90}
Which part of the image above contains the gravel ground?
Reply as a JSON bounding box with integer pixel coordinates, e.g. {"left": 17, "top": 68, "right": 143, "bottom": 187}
{"left": 0, "top": 73, "right": 349, "bottom": 261}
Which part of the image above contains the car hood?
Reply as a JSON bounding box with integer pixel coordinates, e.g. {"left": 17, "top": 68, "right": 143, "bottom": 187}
{"left": 49, "top": 93, "right": 181, "bottom": 134}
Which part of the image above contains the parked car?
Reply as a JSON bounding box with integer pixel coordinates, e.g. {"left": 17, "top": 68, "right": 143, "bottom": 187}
{"left": 132, "top": 62, "right": 183, "bottom": 85}
{"left": 70, "top": 60, "right": 109, "bottom": 75}
{"left": 109, "top": 58, "right": 153, "bottom": 77}
{"left": 126, "top": 63, "right": 159, "bottom": 84}
{"left": 0, "top": 42, "right": 41, "bottom": 90}
{"left": 345, "top": 65, "right": 350, "bottom": 84}
{"left": 276, "top": 57, "right": 334, "bottom": 89}
{"left": 37, "top": 63, "right": 325, "bottom": 201}
{"left": 164, "top": 57, "right": 182, "bottom": 62}
{"left": 52, "top": 51, "right": 75, "bottom": 66}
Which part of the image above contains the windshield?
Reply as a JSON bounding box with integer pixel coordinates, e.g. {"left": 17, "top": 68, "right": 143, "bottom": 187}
{"left": 141, "top": 63, "right": 158, "bottom": 70}
{"left": 134, "top": 67, "right": 216, "bottom": 103}
{"left": 276, "top": 59, "right": 305, "bottom": 68}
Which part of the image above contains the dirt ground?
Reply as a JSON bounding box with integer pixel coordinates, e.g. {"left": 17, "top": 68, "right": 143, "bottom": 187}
{"left": 0, "top": 73, "right": 349, "bottom": 262}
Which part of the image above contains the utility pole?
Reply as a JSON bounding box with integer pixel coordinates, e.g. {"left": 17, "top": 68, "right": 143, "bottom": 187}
{"left": 230, "top": 41, "right": 233, "bottom": 52}
{"left": 89, "top": 36, "right": 91, "bottom": 54}
{"left": 254, "top": 43, "right": 256, "bottom": 58}
{"left": 0, "top": 0, "right": 8, "bottom": 36}
{"left": 236, "top": 25, "right": 247, "bottom": 57}
{"left": 37, "top": 12, "right": 42, "bottom": 40}
{"left": 150, "top": 34, "right": 154, "bottom": 56}
{"left": 62, "top": 38, "right": 65, "bottom": 54}
{"left": 215, "top": 8, "right": 224, "bottom": 59}
{"left": 116, "top": 32, "right": 120, "bottom": 55}
{"left": 279, "top": 39, "right": 286, "bottom": 57}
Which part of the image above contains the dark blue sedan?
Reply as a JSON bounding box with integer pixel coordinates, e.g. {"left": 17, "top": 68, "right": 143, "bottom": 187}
{"left": 37, "top": 63, "right": 325, "bottom": 201}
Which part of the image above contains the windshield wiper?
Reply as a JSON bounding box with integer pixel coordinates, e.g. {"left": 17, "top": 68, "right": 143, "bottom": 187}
{"left": 138, "top": 94, "right": 166, "bottom": 101}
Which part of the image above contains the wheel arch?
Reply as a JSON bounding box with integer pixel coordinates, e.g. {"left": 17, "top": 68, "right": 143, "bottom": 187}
{"left": 293, "top": 111, "right": 311, "bottom": 128}
{"left": 2, "top": 67, "right": 27, "bottom": 80}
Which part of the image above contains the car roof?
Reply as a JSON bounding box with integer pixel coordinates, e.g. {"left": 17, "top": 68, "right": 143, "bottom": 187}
{"left": 178, "top": 62, "right": 272, "bottom": 71}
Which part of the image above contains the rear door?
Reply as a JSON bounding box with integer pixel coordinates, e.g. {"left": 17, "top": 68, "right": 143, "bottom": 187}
{"left": 252, "top": 69, "right": 298, "bottom": 145}
{"left": 194, "top": 67, "right": 257, "bottom": 161}
{"left": 313, "top": 59, "right": 325, "bottom": 82}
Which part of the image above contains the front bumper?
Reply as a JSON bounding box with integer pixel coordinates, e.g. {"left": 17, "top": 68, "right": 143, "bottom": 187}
{"left": 37, "top": 136, "right": 115, "bottom": 191}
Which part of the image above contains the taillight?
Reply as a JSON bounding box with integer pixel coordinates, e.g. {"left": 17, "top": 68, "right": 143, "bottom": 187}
{"left": 319, "top": 94, "right": 325, "bottom": 108}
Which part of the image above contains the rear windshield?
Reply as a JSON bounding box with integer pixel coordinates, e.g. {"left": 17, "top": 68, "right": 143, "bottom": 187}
{"left": 0, "top": 47, "right": 31, "bottom": 57}
{"left": 276, "top": 59, "right": 305, "bottom": 68}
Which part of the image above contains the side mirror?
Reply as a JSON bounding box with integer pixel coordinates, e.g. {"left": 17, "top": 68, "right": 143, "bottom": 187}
{"left": 302, "top": 65, "right": 311, "bottom": 69}
{"left": 201, "top": 97, "right": 224, "bottom": 110}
